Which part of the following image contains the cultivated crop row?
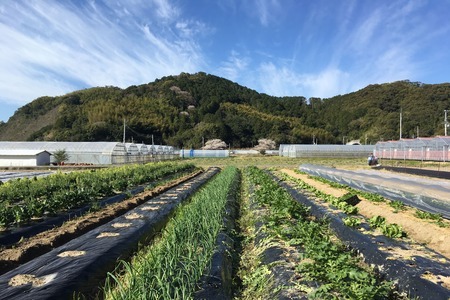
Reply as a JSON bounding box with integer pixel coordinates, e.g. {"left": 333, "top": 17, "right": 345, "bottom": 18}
{"left": 240, "top": 166, "right": 392, "bottom": 299}
{"left": 279, "top": 171, "right": 408, "bottom": 239}
{"left": 277, "top": 169, "right": 450, "bottom": 299}
{"left": 102, "top": 166, "right": 240, "bottom": 299}
{"left": 0, "top": 162, "right": 195, "bottom": 228}
{"left": 0, "top": 167, "right": 220, "bottom": 299}
{"left": 3, "top": 162, "right": 447, "bottom": 299}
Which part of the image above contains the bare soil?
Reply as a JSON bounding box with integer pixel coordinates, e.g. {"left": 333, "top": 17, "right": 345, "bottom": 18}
{"left": 280, "top": 168, "right": 450, "bottom": 289}
{"left": 0, "top": 170, "right": 202, "bottom": 273}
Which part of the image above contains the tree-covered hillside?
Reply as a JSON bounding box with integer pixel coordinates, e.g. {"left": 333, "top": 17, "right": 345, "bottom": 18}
{"left": 0, "top": 73, "right": 449, "bottom": 148}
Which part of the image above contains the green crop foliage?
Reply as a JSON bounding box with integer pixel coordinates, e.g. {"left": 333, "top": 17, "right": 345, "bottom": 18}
{"left": 343, "top": 217, "right": 361, "bottom": 227}
{"left": 303, "top": 173, "right": 386, "bottom": 203}
{"left": 381, "top": 223, "right": 406, "bottom": 238}
{"left": 369, "top": 215, "right": 406, "bottom": 239}
{"left": 103, "top": 166, "right": 240, "bottom": 300}
{"left": 244, "top": 167, "right": 391, "bottom": 299}
{"left": 279, "top": 172, "right": 359, "bottom": 215}
{"left": 368, "top": 215, "right": 386, "bottom": 228}
{"left": 389, "top": 200, "right": 406, "bottom": 212}
{"left": 414, "top": 209, "right": 442, "bottom": 221}
{"left": 0, "top": 162, "right": 195, "bottom": 228}
{"left": 414, "top": 210, "right": 448, "bottom": 228}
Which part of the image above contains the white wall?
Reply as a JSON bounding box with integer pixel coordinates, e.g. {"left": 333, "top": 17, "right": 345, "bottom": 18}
{"left": 0, "top": 153, "right": 50, "bottom": 167}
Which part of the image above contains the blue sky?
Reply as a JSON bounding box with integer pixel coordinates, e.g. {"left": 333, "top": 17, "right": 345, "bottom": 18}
{"left": 1, "top": 0, "right": 450, "bottom": 122}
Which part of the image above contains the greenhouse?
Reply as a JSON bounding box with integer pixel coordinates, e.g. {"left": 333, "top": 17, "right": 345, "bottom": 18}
{"left": 125, "top": 143, "right": 140, "bottom": 156}
{"left": 279, "top": 144, "right": 374, "bottom": 158}
{"left": 0, "top": 142, "right": 127, "bottom": 165}
{"left": 136, "top": 144, "right": 149, "bottom": 155}
{"left": 154, "top": 145, "right": 163, "bottom": 155}
{"left": 374, "top": 136, "right": 450, "bottom": 161}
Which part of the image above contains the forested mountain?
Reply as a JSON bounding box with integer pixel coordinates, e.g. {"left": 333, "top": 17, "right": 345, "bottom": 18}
{"left": 0, "top": 72, "right": 449, "bottom": 148}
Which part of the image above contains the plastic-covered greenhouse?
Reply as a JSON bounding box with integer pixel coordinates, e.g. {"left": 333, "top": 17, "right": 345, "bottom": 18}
{"left": 0, "top": 142, "right": 128, "bottom": 165}
{"left": 125, "top": 143, "right": 140, "bottom": 156}
{"left": 136, "top": 144, "right": 149, "bottom": 155}
{"left": 0, "top": 142, "right": 178, "bottom": 165}
{"left": 279, "top": 144, "right": 374, "bottom": 158}
{"left": 374, "top": 136, "right": 450, "bottom": 161}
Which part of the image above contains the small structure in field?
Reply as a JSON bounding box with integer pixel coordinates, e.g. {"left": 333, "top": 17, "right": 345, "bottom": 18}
{"left": 0, "top": 150, "right": 51, "bottom": 167}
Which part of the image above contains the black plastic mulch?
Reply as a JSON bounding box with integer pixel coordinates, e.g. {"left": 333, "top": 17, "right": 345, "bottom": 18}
{"left": 0, "top": 168, "right": 196, "bottom": 247}
{"left": 272, "top": 173, "right": 450, "bottom": 300}
{"left": 0, "top": 168, "right": 219, "bottom": 300}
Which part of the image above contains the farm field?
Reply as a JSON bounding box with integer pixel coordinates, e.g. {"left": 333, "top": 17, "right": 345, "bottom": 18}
{"left": 0, "top": 157, "right": 449, "bottom": 299}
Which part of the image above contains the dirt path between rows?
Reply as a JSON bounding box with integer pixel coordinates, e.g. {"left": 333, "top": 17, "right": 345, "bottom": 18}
{"left": 0, "top": 170, "right": 202, "bottom": 274}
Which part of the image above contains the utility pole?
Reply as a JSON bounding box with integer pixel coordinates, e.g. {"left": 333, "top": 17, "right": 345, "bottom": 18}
{"left": 445, "top": 110, "right": 449, "bottom": 136}
{"left": 123, "top": 119, "right": 126, "bottom": 144}
{"left": 417, "top": 126, "right": 419, "bottom": 138}
{"left": 399, "top": 108, "right": 402, "bottom": 140}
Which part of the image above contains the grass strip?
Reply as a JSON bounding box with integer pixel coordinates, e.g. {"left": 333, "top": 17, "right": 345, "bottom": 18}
{"left": 103, "top": 166, "right": 239, "bottom": 300}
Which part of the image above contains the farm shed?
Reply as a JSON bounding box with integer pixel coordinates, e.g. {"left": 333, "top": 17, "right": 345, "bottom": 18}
{"left": 279, "top": 144, "right": 374, "bottom": 158}
{"left": 0, "top": 150, "right": 51, "bottom": 167}
{"left": 0, "top": 142, "right": 127, "bottom": 165}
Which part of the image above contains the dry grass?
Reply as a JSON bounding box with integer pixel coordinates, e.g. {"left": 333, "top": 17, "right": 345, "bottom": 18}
{"left": 184, "top": 155, "right": 367, "bottom": 169}
{"left": 186, "top": 155, "right": 450, "bottom": 172}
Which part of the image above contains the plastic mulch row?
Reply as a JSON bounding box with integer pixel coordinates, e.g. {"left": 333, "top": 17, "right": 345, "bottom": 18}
{"left": 300, "top": 164, "right": 450, "bottom": 220}
{"left": 271, "top": 172, "right": 450, "bottom": 300}
{"left": 0, "top": 168, "right": 196, "bottom": 247}
{"left": 0, "top": 167, "right": 220, "bottom": 300}
{"left": 194, "top": 170, "right": 240, "bottom": 299}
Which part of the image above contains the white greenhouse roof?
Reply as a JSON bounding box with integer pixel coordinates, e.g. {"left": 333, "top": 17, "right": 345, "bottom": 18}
{"left": 375, "top": 137, "right": 450, "bottom": 150}
{"left": 0, "top": 150, "right": 50, "bottom": 156}
{"left": 0, "top": 142, "right": 126, "bottom": 155}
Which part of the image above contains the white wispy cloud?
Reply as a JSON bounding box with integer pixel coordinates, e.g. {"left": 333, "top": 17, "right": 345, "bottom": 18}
{"left": 287, "top": 0, "right": 445, "bottom": 98}
{"left": 1, "top": 0, "right": 449, "bottom": 123}
{"left": 253, "top": 0, "right": 280, "bottom": 26}
{"left": 0, "top": 0, "right": 206, "bottom": 111}
{"left": 255, "top": 62, "right": 350, "bottom": 98}
{"left": 218, "top": 50, "right": 250, "bottom": 82}
{"left": 152, "top": 0, "right": 180, "bottom": 21}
